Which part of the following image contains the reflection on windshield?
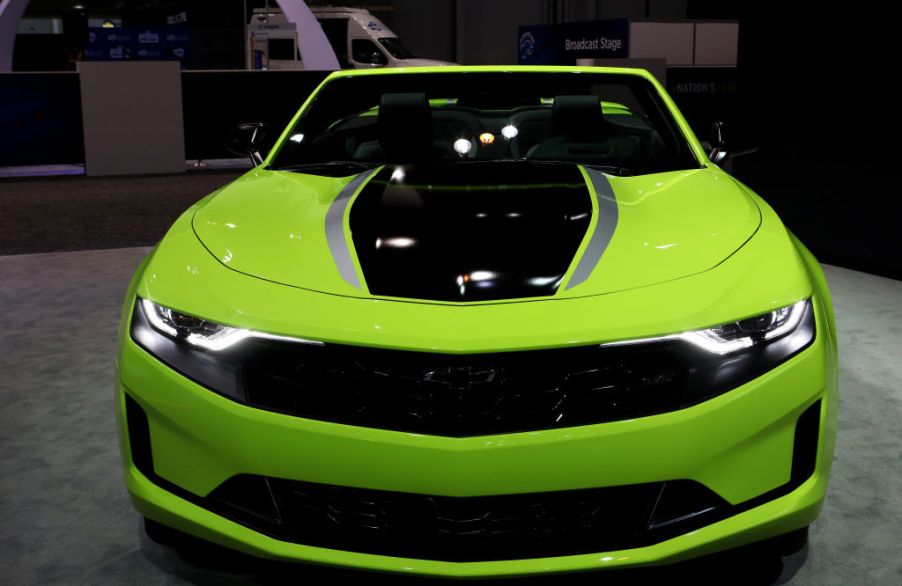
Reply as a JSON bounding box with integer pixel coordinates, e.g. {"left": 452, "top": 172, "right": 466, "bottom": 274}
{"left": 378, "top": 37, "right": 416, "bottom": 59}
{"left": 270, "top": 72, "right": 701, "bottom": 176}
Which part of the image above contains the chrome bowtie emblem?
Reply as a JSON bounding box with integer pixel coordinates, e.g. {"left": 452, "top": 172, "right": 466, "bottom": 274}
{"left": 423, "top": 366, "right": 498, "bottom": 390}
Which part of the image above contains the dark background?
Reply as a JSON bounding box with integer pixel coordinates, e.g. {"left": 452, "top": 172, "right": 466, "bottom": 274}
{"left": 3, "top": 0, "right": 899, "bottom": 279}
{"left": 722, "top": 1, "right": 901, "bottom": 280}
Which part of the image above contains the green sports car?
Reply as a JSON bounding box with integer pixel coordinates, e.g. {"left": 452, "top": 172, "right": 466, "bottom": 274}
{"left": 115, "top": 66, "right": 838, "bottom": 578}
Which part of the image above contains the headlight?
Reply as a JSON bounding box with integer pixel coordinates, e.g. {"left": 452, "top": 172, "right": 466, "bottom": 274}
{"left": 131, "top": 298, "right": 321, "bottom": 401}
{"left": 603, "top": 300, "right": 810, "bottom": 355}
{"left": 600, "top": 299, "right": 815, "bottom": 407}
{"left": 139, "top": 298, "right": 320, "bottom": 351}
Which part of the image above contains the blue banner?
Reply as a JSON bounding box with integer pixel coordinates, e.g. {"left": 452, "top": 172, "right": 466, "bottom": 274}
{"left": 84, "top": 26, "right": 189, "bottom": 63}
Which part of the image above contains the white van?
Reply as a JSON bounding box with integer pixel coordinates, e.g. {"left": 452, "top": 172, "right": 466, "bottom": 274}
{"left": 247, "top": 7, "right": 454, "bottom": 70}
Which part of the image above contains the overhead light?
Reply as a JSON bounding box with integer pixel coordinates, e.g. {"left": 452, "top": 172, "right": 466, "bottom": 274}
{"left": 453, "top": 138, "right": 472, "bottom": 156}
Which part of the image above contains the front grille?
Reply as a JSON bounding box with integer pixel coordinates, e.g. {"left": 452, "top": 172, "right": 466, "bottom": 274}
{"left": 133, "top": 299, "right": 815, "bottom": 437}
{"left": 208, "top": 476, "right": 727, "bottom": 562}
{"left": 243, "top": 342, "right": 692, "bottom": 436}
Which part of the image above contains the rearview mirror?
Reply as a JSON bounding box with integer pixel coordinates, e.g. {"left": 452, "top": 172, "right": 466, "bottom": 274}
{"left": 226, "top": 122, "right": 267, "bottom": 166}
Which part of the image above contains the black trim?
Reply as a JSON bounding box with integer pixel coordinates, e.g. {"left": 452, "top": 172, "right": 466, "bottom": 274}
{"left": 125, "top": 394, "right": 154, "bottom": 479}
{"left": 125, "top": 393, "right": 215, "bottom": 503}
{"left": 790, "top": 398, "right": 821, "bottom": 485}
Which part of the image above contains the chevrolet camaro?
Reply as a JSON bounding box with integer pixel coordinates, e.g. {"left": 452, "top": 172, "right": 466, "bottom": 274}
{"left": 115, "top": 66, "right": 838, "bottom": 578}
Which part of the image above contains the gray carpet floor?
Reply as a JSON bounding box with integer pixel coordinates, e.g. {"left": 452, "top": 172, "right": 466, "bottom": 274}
{"left": 0, "top": 172, "right": 242, "bottom": 256}
{"left": 1, "top": 248, "right": 900, "bottom": 585}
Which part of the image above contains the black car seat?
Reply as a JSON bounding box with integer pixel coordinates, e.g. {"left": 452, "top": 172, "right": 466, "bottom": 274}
{"left": 526, "top": 95, "right": 640, "bottom": 162}
{"left": 505, "top": 106, "right": 553, "bottom": 157}
{"left": 354, "top": 92, "right": 456, "bottom": 162}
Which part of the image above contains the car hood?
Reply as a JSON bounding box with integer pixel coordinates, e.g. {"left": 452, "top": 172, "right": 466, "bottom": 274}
{"left": 192, "top": 162, "right": 760, "bottom": 303}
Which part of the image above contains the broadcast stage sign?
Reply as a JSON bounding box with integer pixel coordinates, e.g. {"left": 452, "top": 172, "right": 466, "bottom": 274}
{"left": 519, "top": 19, "right": 629, "bottom": 64}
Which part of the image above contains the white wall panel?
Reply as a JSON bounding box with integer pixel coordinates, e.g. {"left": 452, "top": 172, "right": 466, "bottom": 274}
{"left": 629, "top": 22, "right": 694, "bottom": 65}
{"left": 695, "top": 22, "right": 739, "bottom": 66}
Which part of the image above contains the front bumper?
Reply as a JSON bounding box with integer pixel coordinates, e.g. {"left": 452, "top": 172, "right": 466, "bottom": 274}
{"left": 116, "top": 301, "right": 837, "bottom": 578}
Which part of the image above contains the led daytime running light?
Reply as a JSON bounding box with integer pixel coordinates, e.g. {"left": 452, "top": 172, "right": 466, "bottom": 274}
{"left": 140, "top": 299, "right": 323, "bottom": 351}
{"left": 601, "top": 300, "right": 808, "bottom": 355}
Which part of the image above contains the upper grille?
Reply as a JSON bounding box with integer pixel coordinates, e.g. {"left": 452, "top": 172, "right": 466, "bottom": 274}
{"left": 132, "top": 297, "right": 815, "bottom": 437}
{"left": 243, "top": 341, "right": 691, "bottom": 436}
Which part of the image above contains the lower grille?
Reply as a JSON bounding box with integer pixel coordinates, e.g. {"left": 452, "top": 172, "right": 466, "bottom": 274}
{"left": 125, "top": 394, "right": 821, "bottom": 562}
{"left": 207, "top": 476, "right": 727, "bottom": 561}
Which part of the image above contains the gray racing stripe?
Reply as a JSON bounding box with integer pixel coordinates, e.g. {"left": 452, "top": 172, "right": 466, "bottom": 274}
{"left": 325, "top": 168, "right": 379, "bottom": 289}
{"left": 566, "top": 168, "right": 619, "bottom": 290}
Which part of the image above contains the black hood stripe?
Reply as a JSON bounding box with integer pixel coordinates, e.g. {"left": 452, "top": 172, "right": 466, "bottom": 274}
{"left": 347, "top": 162, "right": 593, "bottom": 302}
{"left": 325, "top": 168, "right": 380, "bottom": 289}
{"left": 565, "top": 168, "right": 619, "bottom": 290}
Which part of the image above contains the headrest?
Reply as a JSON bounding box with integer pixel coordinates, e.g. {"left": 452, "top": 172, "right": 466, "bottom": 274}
{"left": 551, "top": 95, "right": 604, "bottom": 137}
{"left": 379, "top": 92, "right": 432, "bottom": 158}
{"left": 456, "top": 92, "right": 538, "bottom": 109}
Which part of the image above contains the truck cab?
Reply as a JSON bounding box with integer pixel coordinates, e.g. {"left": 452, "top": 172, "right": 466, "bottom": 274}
{"left": 247, "top": 6, "right": 454, "bottom": 70}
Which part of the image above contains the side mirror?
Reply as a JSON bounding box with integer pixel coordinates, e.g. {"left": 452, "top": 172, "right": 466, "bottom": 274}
{"left": 709, "top": 121, "right": 728, "bottom": 165}
{"left": 708, "top": 120, "right": 759, "bottom": 166}
{"left": 226, "top": 122, "right": 267, "bottom": 166}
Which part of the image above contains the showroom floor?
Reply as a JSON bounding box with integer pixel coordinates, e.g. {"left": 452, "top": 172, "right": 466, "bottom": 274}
{"left": 0, "top": 171, "right": 242, "bottom": 255}
{"left": 1, "top": 247, "right": 900, "bottom": 585}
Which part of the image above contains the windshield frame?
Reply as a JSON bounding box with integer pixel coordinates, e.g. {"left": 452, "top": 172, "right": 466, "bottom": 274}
{"left": 266, "top": 69, "right": 707, "bottom": 175}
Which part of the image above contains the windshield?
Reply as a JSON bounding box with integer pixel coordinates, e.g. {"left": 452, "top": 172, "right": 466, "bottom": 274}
{"left": 378, "top": 37, "right": 416, "bottom": 59}
{"left": 270, "top": 71, "right": 701, "bottom": 176}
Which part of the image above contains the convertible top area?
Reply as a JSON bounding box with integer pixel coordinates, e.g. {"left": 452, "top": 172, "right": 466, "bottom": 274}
{"left": 268, "top": 67, "right": 704, "bottom": 176}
